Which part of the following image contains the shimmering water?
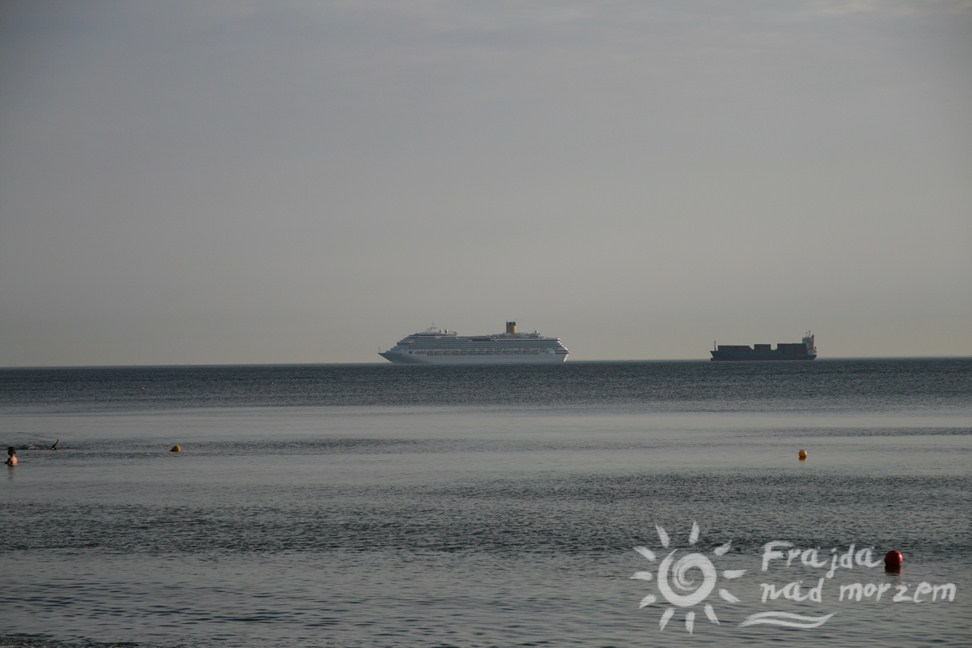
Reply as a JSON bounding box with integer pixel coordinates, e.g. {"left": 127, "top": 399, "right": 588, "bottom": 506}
{"left": 1, "top": 360, "right": 970, "bottom": 646}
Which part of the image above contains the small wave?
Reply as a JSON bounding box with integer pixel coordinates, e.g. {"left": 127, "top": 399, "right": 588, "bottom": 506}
{"left": 739, "top": 611, "right": 836, "bottom": 628}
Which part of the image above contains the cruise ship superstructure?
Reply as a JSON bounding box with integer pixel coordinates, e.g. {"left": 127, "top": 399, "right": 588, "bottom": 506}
{"left": 380, "top": 321, "right": 569, "bottom": 365}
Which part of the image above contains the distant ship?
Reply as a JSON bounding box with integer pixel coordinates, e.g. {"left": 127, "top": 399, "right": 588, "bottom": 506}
{"left": 710, "top": 331, "right": 817, "bottom": 361}
{"left": 380, "top": 321, "right": 569, "bottom": 365}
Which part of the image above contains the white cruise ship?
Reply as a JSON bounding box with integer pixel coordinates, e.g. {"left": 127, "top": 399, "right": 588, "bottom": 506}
{"left": 380, "top": 321, "right": 569, "bottom": 365}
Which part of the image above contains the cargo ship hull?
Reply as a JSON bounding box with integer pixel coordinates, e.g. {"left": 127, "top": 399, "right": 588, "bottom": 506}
{"left": 710, "top": 332, "right": 817, "bottom": 361}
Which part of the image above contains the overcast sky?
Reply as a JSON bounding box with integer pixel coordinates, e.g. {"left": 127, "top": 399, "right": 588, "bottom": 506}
{"left": 1, "top": 0, "right": 970, "bottom": 366}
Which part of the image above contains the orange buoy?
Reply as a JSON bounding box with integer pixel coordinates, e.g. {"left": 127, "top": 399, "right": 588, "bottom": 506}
{"left": 884, "top": 549, "right": 903, "bottom": 572}
{"left": 170, "top": 444, "right": 182, "bottom": 453}
{"left": 798, "top": 449, "right": 808, "bottom": 460}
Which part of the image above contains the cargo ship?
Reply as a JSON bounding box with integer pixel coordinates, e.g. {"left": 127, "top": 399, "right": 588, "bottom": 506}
{"left": 380, "top": 321, "right": 569, "bottom": 365}
{"left": 710, "top": 331, "right": 817, "bottom": 361}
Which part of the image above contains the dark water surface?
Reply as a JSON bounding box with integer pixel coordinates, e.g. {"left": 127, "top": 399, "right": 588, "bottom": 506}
{"left": 1, "top": 359, "right": 970, "bottom": 646}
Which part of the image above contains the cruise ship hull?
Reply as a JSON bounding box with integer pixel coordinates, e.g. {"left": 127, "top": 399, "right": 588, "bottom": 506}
{"left": 380, "top": 351, "right": 567, "bottom": 365}
{"left": 380, "top": 322, "right": 569, "bottom": 365}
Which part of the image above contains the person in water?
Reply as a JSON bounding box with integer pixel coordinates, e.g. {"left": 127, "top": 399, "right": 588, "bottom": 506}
{"left": 5, "top": 447, "right": 17, "bottom": 466}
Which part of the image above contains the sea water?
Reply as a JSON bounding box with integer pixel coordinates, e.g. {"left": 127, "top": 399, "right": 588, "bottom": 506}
{"left": 1, "top": 359, "right": 970, "bottom": 647}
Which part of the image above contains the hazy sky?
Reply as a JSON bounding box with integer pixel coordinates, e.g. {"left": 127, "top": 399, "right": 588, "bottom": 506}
{"left": 1, "top": 0, "right": 970, "bottom": 366}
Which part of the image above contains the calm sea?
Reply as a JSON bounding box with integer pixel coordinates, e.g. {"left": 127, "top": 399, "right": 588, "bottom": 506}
{"left": 1, "top": 359, "right": 970, "bottom": 647}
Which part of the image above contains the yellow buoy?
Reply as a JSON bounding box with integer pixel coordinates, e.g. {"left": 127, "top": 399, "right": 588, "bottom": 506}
{"left": 798, "top": 449, "right": 808, "bottom": 460}
{"left": 170, "top": 444, "right": 182, "bottom": 453}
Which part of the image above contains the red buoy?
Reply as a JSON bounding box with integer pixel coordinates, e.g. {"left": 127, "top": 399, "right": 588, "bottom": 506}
{"left": 884, "top": 549, "right": 903, "bottom": 572}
